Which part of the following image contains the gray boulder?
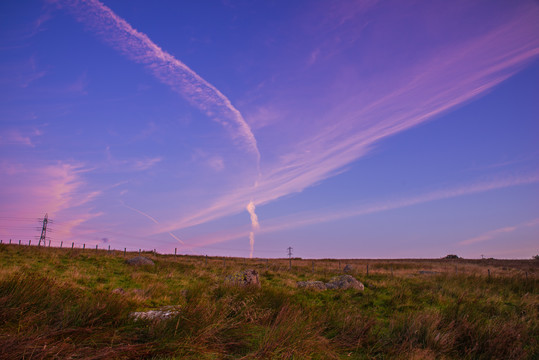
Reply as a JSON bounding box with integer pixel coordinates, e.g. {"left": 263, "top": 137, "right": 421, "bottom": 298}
{"left": 225, "top": 269, "right": 261, "bottom": 287}
{"left": 129, "top": 305, "right": 181, "bottom": 322}
{"left": 298, "top": 275, "right": 364, "bottom": 291}
{"left": 343, "top": 264, "right": 353, "bottom": 273}
{"left": 297, "top": 281, "right": 327, "bottom": 290}
{"left": 326, "top": 275, "right": 364, "bottom": 291}
{"left": 126, "top": 256, "right": 155, "bottom": 266}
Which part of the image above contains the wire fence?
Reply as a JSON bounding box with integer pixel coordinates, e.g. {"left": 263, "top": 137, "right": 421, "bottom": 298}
{"left": 0, "top": 236, "right": 536, "bottom": 280}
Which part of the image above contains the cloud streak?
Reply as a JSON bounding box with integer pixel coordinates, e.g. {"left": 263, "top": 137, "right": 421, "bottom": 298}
{"left": 0, "top": 161, "right": 101, "bottom": 243}
{"left": 54, "top": 0, "right": 260, "bottom": 160}
{"left": 156, "top": 2, "right": 539, "bottom": 235}
{"left": 460, "top": 218, "right": 539, "bottom": 246}
{"left": 122, "top": 202, "right": 184, "bottom": 244}
{"left": 180, "top": 172, "right": 539, "bottom": 248}
{"left": 246, "top": 200, "right": 260, "bottom": 258}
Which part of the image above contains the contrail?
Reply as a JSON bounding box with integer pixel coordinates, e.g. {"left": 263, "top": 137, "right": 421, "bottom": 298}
{"left": 55, "top": 0, "right": 263, "bottom": 254}
{"left": 54, "top": 0, "right": 260, "bottom": 159}
{"left": 122, "top": 202, "right": 184, "bottom": 244}
{"left": 246, "top": 200, "right": 259, "bottom": 258}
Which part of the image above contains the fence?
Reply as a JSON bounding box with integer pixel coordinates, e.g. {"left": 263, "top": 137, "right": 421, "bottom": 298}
{"left": 0, "top": 238, "right": 536, "bottom": 280}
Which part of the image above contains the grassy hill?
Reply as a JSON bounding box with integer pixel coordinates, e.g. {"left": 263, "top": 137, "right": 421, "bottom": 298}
{"left": 0, "top": 244, "right": 537, "bottom": 359}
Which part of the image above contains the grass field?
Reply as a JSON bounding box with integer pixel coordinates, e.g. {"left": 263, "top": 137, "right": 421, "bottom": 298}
{"left": 0, "top": 244, "right": 537, "bottom": 359}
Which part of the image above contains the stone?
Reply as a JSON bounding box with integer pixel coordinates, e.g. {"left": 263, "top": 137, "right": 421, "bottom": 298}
{"left": 131, "top": 289, "right": 147, "bottom": 298}
{"left": 297, "top": 280, "right": 327, "bottom": 290}
{"left": 126, "top": 256, "right": 155, "bottom": 266}
{"left": 129, "top": 305, "right": 181, "bottom": 322}
{"left": 225, "top": 269, "right": 261, "bottom": 287}
{"left": 343, "top": 264, "right": 353, "bottom": 273}
{"left": 298, "top": 275, "right": 364, "bottom": 291}
{"left": 326, "top": 275, "right": 364, "bottom": 291}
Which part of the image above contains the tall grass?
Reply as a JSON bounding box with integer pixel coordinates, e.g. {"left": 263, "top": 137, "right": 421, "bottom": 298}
{"left": 0, "top": 244, "right": 537, "bottom": 359}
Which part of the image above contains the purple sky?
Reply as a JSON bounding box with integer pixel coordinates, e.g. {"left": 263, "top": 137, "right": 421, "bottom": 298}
{"left": 1, "top": 0, "right": 538, "bottom": 259}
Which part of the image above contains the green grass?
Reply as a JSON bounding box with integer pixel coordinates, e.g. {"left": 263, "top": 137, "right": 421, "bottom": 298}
{"left": 0, "top": 244, "right": 537, "bottom": 359}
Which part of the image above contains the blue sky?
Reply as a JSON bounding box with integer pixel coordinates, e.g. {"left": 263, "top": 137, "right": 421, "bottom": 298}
{"left": 1, "top": 0, "right": 538, "bottom": 258}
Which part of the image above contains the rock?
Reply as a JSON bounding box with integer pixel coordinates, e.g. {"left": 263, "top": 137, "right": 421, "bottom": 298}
{"left": 126, "top": 256, "right": 155, "bottom": 266}
{"left": 131, "top": 289, "right": 147, "bottom": 298}
{"left": 129, "top": 305, "right": 181, "bottom": 322}
{"left": 112, "top": 288, "right": 125, "bottom": 295}
{"left": 298, "top": 275, "right": 364, "bottom": 291}
{"left": 225, "top": 269, "right": 261, "bottom": 287}
{"left": 343, "top": 264, "right": 353, "bottom": 273}
{"left": 297, "top": 281, "right": 327, "bottom": 290}
{"left": 326, "top": 275, "right": 364, "bottom": 291}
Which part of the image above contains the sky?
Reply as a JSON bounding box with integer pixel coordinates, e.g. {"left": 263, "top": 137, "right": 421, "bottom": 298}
{"left": 1, "top": 0, "right": 538, "bottom": 259}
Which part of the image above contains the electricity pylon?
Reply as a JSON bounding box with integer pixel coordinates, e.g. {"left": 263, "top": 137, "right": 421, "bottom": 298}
{"left": 38, "top": 213, "right": 48, "bottom": 246}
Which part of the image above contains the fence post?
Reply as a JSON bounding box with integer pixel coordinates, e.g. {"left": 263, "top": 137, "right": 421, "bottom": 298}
{"left": 366, "top": 264, "right": 369, "bottom": 276}
{"left": 139, "top": 249, "right": 141, "bottom": 255}
{"left": 9, "top": 239, "right": 11, "bottom": 244}
{"left": 391, "top": 266, "right": 393, "bottom": 277}
{"left": 124, "top": 248, "right": 126, "bottom": 257}
{"left": 96, "top": 244, "right": 98, "bottom": 253}
{"left": 312, "top": 260, "right": 314, "bottom": 273}
{"left": 60, "top": 241, "right": 63, "bottom": 248}
{"left": 19, "top": 240, "right": 21, "bottom": 245}
{"left": 174, "top": 248, "right": 177, "bottom": 257}
{"left": 205, "top": 255, "right": 208, "bottom": 265}
{"left": 71, "top": 242, "right": 74, "bottom": 249}
{"left": 29, "top": 240, "right": 31, "bottom": 246}
{"left": 223, "top": 258, "right": 226, "bottom": 267}
{"left": 83, "top": 243, "right": 85, "bottom": 250}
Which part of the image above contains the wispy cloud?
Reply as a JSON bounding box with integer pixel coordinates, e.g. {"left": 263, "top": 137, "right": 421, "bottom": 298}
{"left": 0, "top": 161, "right": 102, "bottom": 242}
{"left": 460, "top": 218, "right": 539, "bottom": 246}
{"left": 157, "top": 3, "right": 539, "bottom": 234}
{"left": 132, "top": 157, "right": 163, "bottom": 171}
{"left": 105, "top": 146, "right": 162, "bottom": 171}
{"left": 0, "top": 56, "right": 47, "bottom": 88}
{"left": 54, "top": 0, "right": 260, "bottom": 161}
{"left": 180, "top": 172, "right": 539, "bottom": 248}
{"left": 0, "top": 128, "right": 42, "bottom": 147}
{"left": 122, "top": 201, "right": 184, "bottom": 244}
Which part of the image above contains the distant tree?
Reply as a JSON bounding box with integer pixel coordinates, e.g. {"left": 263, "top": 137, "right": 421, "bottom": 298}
{"left": 443, "top": 254, "right": 459, "bottom": 259}
{"left": 533, "top": 254, "right": 539, "bottom": 260}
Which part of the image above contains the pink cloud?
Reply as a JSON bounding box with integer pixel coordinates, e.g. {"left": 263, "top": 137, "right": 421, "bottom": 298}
{"left": 156, "top": 3, "right": 539, "bottom": 234}
{"left": 0, "top": 128, "right": 42, "bottom": 147}
{"left": 178, "top": 172, "right": 539, "bottom": 249}
{"left": 0, "top": 161, "right": 101, "bottom": 243}
{"left": 460, "top": 217, "right": 539, "bottom": 246}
